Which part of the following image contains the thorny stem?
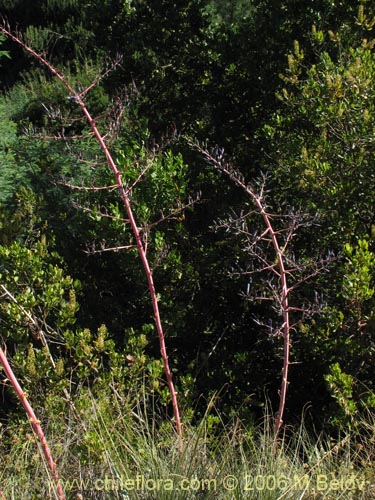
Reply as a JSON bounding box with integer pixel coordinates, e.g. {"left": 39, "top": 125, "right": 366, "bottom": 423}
{"left": 0, "top": 347, "right": 66, "bottom": 500}
{"left": 198, "top": 146, "right": 290, "bottom": 449}
{"left": 0, "top": 25, "right": 183, "bottom": 445}
{"left": 224, "top": 169, "right": 290, "bottom": 449}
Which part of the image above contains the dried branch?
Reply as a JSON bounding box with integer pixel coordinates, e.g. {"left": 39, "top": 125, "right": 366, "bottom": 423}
{"left": 192, "top": 139, "right": 331, "bottom": 450}
{"left": 72, "top": 204, "right": 130, "bottom": 224}
{"left": 194, "top": 142, "right": 291, "bottom": 445}
{"left": 59, "top": 180, "right": 119, "bottom": 192}
{"left": 144, "top": 195, "right": 200, "bottom": 232}
{"left": 124, "top": 154, "right": 156, "bottom": 195}
{"left": 77, "top": 54, "right": 123, "bottom": 100}
{"left": 83, "top": 243, "right": 137, "bottom": 255}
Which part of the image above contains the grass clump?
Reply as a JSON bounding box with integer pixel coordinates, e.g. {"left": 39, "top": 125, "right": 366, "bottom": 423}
{"left": 1, "top": 393, "right": 375, "bottom": 499}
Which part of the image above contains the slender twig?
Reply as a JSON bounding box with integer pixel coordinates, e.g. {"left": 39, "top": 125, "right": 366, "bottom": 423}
{"left": 71, "top": 204, "right": 130, "bottom": 224}
{"left": 83, "top": 244, "right": 137, "bottom": 255}
{"left": 77, "top": 55, "right": 122, "bottom": 99}
{"left": 59, "top": 181, "right": 119, "bottom": 191}
{"left": 145, "top": 197, "right": 198, "bottom": 231}
{"left": 0, "top": 25, "right": 183, "bottom": 444}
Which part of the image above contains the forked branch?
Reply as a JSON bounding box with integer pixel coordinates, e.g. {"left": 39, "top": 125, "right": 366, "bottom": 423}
{"left": 194, "top": 143, "right": 292, "bottom": 446}
{"left": 196, "top": 143, "right": 333, "bottom": 449}
{"left": 0, "top": 24, "right": 182, "bottom": 444}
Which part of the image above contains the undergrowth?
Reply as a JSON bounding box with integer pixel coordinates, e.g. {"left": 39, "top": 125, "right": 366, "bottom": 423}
{"left": 1, "top": 389, "right": 375, "bottom": 500}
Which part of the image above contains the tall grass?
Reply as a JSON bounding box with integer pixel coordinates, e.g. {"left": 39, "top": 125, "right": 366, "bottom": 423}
{"left": 1, "top": 390, "right": 375, "bottom": 499}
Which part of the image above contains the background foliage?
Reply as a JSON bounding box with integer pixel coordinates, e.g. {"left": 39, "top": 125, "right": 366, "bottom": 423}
{"left": 1, "top": 0, "right": 375, "bottom": 444}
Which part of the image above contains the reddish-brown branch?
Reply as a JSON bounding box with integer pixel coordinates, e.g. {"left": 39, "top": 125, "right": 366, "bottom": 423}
{"left": 223, "top": 168, "right": 290, "bottom": 446}
{"left": 196, "top": 144, "right": 291, "bottom": 447}
{"left": 0, "top": 25, "right": 183, "bottom": 444}
{"left": 0, "top": 347, "right": 66, "bottom": 500}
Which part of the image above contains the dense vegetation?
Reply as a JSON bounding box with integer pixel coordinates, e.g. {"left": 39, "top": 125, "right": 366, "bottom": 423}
{"left": 1, "top": 0, "right": 375, "bottom": 497}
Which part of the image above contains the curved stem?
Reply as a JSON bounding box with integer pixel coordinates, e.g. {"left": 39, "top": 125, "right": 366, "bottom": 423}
{"left": 196, "top": 143, "right": 291, "bottom": 448}
{"left": 0, "top": 25, "right": 182, "bottom": 443}
{"left": 0, "top": 348, "right": 66, "bottom": 500}
{"left": 224, "top": 176, "right": 290, "bottom": 447}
